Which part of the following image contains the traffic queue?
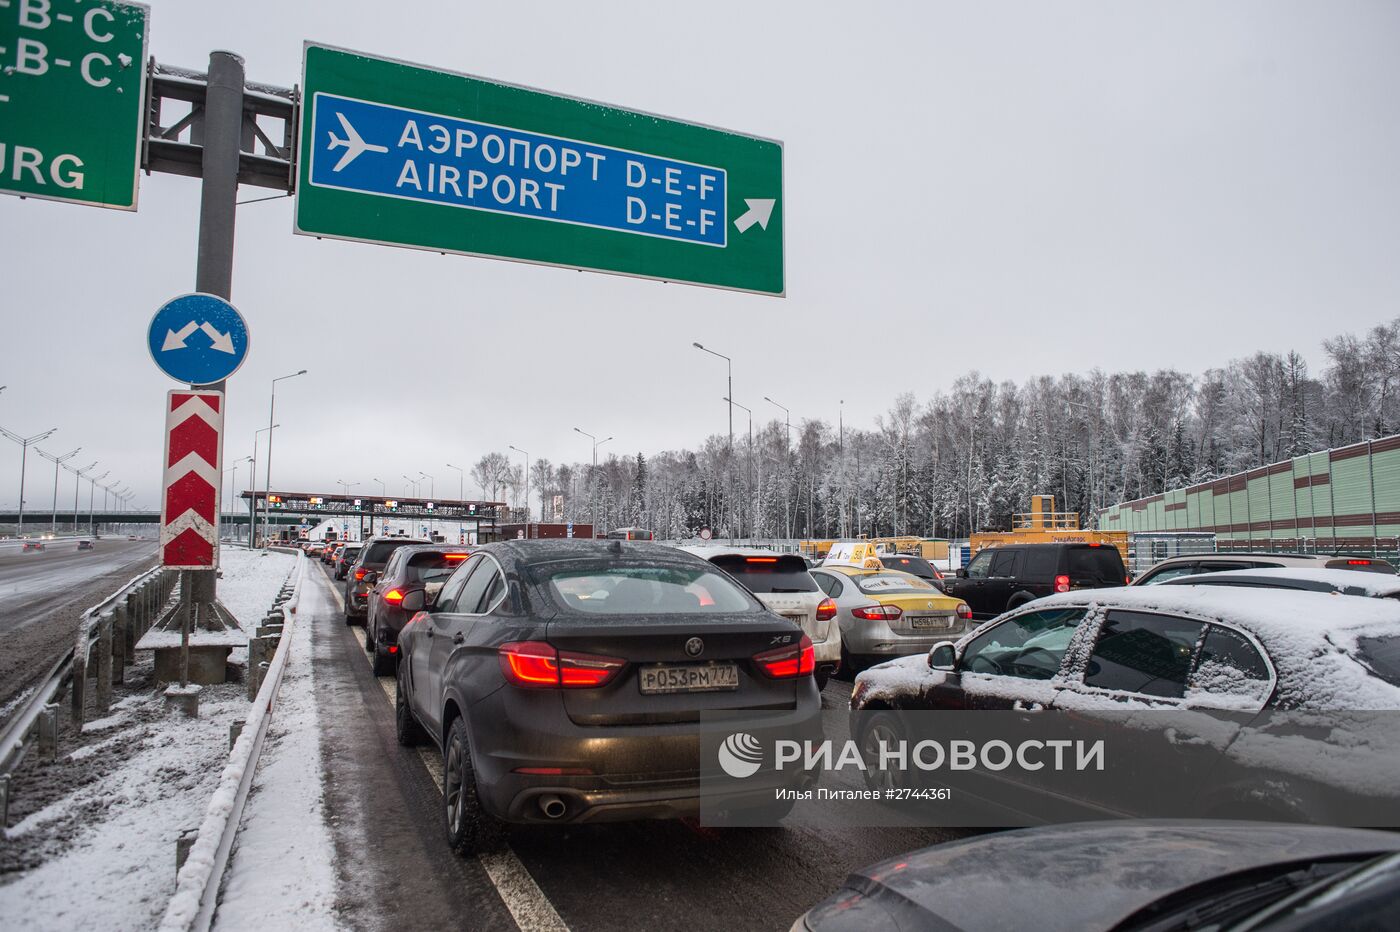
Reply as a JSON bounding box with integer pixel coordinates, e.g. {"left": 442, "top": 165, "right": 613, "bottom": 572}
{"left": 300, "top": 531, "right": 1400, "bottom": 931}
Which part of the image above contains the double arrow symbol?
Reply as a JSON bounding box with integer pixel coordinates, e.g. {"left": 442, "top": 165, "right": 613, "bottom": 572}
{"left": 162, "top": 321, "right": 236, "bottom": 354}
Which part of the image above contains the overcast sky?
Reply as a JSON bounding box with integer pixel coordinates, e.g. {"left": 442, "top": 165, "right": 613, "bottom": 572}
{"left": 3, "top": 0, "right": 1399, "bottom": 512}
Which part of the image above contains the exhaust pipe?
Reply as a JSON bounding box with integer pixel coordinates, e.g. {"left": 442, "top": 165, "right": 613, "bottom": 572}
{"left": 538, "top": 794, "right": 567, "bottom": 819}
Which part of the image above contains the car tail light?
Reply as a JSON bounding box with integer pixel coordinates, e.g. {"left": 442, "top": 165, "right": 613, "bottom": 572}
{"left": 1054, "top": 575, "right": 1071, "bottom": 593}
{"left": 498, "top": 641, "right": 625, "bottom": 689}
{"left": 512, "top": 767, "right": 594, "bottom": 775}
{"left": 955, "top": 602, "right": 973, "bottom": 620}
{"left": 387, "top": 645, "right": 398, "bottom": 654}
{"left": 932, "top": 567, "right": 944, "bottom": 579}
{"left": 815, "top": 597, "right": 838, "bottom": 621}
{"left": 1347, "top": 559, "right": 1373, "bottom": 566}
{"left": 354, "top": 569, "right": 367, "bottom": 581}
{"left": 852, "top": 604, "right": 902, "bottom": 621}
{"left": 754, "top": 635, "right": 815, "bottom": 679}
{"left": 383, "top": 589, "right": 404, "bottom": 604}
{"left": 746, "top": 556, "right": 778, "bottom": 563}
{"left": 444, "top": 552, "right": 470, "bottom": 561}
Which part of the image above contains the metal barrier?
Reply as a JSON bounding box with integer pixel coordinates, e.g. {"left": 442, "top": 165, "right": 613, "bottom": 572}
{"left": 0, "top": 566, "right": 178, "bottom": 819}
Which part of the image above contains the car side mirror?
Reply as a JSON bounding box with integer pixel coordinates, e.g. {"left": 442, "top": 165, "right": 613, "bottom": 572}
{"left": 928, "top": 641, "right": 957, "bottom": 672}
{"left": 363, "top": 570, "right": 379, "bottom": 585}
{"left": 954, "top": 568, "right": 968, "bottom": 579}
{"left": 400, "top": 589, "right": 427, "bottom": 613}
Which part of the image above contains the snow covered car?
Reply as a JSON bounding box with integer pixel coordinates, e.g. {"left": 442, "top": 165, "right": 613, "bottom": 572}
{"left": 796, "top": 821, "right": 1400, "bottom": 932}
{"left": 681, "top": 546, "right": 841, "bottom": 689}
{"left": 1161, "top": 566, "right": 1400, "bottom": 599}
{"left": 850, "top": 586, "right": 1400, "bottom": 822}
{"left": 1133, "top": 551, "right": 1394, "bottom": 585}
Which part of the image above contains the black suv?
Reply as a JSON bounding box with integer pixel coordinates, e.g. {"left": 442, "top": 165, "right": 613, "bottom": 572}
{"left": 942, "top": 543, "right": 1127, "bottom": 619}
{"left": 344, "top": 536, "right": 431, "bottom": 625}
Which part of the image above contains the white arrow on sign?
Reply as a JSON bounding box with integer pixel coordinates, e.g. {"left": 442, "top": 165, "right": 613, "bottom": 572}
{"left": 733, "top": 198, "right": 776, "bottom": 233}
{"left": 162, "top": 320, "right": 236, "bottom": 354}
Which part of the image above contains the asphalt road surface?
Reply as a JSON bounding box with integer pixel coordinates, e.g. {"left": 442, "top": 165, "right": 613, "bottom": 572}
{"left": 308, "top": 559, "right": 971, "bottom": 932}
{"left": 0, "top": 538, "right": 156, "bottom": 722}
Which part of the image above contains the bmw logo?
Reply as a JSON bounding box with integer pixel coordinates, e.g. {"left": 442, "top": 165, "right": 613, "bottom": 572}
{"left": 685, "top": 637, "right": 704, "bottom": 657}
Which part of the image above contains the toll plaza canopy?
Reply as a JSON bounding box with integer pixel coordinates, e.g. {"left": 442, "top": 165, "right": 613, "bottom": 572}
{"left": 239, "top": 490, "right": 506, "bottom": 529}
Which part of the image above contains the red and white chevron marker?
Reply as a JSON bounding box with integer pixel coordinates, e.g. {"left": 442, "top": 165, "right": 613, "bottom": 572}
{"left": 160, "top": 389, "right": 224, "bottom": 568}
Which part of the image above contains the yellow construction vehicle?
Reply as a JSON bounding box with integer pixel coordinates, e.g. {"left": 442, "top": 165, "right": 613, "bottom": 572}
{"left": 971, "top": 495, "right": 1129, "bottom": 563}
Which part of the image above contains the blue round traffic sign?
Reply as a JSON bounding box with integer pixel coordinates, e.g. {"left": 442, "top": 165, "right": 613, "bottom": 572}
{"left": 147, "top": 293, "right": 250, "bottom": 385}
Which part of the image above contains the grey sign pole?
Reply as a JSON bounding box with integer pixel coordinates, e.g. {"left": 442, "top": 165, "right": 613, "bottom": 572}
{"left": 186, "top": 50, "right": 244, "bottom": 629}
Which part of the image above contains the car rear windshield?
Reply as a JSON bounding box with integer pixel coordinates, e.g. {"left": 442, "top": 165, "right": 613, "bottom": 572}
{"left": 363, "top": 540, "right": 427, "bottom": 564}
{"left": 1356, "top": 637, "right": 1400, "bottom": 687}
{"left": 710, "top": 555, "right": 818, "bottom": 593}
{"left": 546, "top": 565, "right": 757, "bottom": 615}
{"left": 405, "top": 551, "right": 471, "bottom": 583}
{"left": 855, "top": 572, "right": 938, "bottom": 594}
{"left": 1067, "top": 547, "right": 1125, "bottom": 581}
{"left": 880, "top": 556, "right": 936, "bottom": 578}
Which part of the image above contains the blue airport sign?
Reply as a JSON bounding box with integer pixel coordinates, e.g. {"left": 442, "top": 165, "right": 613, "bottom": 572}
{"left": 147, "top": 293, "right": 250, "bottom": 385}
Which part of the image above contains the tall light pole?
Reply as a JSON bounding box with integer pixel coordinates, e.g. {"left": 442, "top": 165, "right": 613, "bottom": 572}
{"left": 0, "top": 424, "right": 58, "bottom": 535}
{"left": 69, "top": 461, "right": 96, "bottom": 534}
{"left": 764, "top": 396, "right": 793, "bottom": 539}
{"left": 88, "top": 470, "right": 109, "bottom": 535}
{"left": 419, "top": 472, "right": 435, "bottom": 538}
{"left": 372, "top": 477, "right": 386, "bottom": 495}
{"left": 36, "top": 446, "right": 80, "bottom": 535}
{"left": 508, "top": 446, "right": 530, "bottom": 525}
{"left": 263, "top": 369, "right": 307, "bottom": 546}
{"left": 336, "top": 479, "right": 360, "bottom": 497}
{"left": 402, "top": 474, "right": 419, "bottom": 496}
{"left": 445, "top": 463, "right": 465, "bottom": 501}
{"left": 249, "top": 424, "right": 278, "bottom": 549}
{"left": 228, "top": 457, "right": 252, "bottom": 538}
{"left": 692, "top": 343, "right": 733, "bottom": 451}
{"left": 573, "top": 427, "right": 612, "bottom": 535}
{"left": 723, "top": 398, "right": 754, "bottom": 540}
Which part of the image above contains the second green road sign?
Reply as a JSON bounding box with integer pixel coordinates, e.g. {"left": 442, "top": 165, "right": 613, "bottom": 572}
{"left": 0, "top": 0, "right": 148, "bottom": 210}
{"left": 297, "top": 43, "right": 784, "bottom": 296}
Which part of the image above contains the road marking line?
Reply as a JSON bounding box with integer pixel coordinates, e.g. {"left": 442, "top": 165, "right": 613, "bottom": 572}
{"left": 322, "top": 565, "right": 569, "bottom": 931}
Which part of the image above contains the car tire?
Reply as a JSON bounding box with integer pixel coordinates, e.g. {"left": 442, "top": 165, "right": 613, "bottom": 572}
{"left": 395, "top": 672, "right": 427, "bottom": 747}
{"left": 443, "top": 718, "right": 505, "bottom": 855}
{"left": 365, "top": 619, "right": 376, "bottom": 652}
{"left": 372, "top": 642, "right": 395, "bottom": 677}
{"left": 840, "top": 646, "right": 861, "bottom": 678}
{"left": 1006, "top": 592, "right": 1035, "bottom": 611}
{"left": 344, "top": 612, "right": 356, "bottom": 627}
{"left": 857, "top": 711, "right": 913, "bottom": 794}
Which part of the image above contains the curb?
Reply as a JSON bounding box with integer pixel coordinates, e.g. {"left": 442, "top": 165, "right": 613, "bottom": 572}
{"left": 157, "top": 550, "right": 306, "bottom": 932}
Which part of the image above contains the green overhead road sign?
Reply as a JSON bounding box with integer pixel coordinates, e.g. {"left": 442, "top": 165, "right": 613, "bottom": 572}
{"left": 297, "top": 43, "right": 784, "bottom": 296}
{"left": 0, "top": 0, "right": 148, "bottom": 210}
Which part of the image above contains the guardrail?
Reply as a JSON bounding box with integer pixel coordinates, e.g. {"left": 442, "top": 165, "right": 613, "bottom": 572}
{"left": 0, "top": 565, "right": 178, "bottom": 821}
{"left": 159, "top": 550, "right": 305, "bottom": 932}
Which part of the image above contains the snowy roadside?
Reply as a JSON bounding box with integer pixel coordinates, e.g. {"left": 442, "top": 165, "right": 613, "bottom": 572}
{"left": 213, "top": 560, "right": 337, "bottom": 931}
{"left": 0, "top": 548, "right": 295, "bottom": 932}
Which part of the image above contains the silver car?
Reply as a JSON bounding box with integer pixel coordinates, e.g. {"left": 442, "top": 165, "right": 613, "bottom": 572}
{"left": 810, "top": 566, "right": 973, "bottom": 673}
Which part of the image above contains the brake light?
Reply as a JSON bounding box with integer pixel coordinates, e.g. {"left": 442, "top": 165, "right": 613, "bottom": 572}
{"left": 388, "top": 645, "right": 398, "bottom": 654}
{"left": 383, "top": 589, "right": 404, "bottom": 604}
{"left": 852, "top": 604, "right": 902, "bottom": 621}
{"left": 754, "top": 635, "right": 815, "bottom": 679}
{"left": 815, "top": 597, "right": 838, "bottom": 621}
{"left": 1054, "top": 575, "right": 1071, "bottom": 593}
{"left": 746, "top": 556, "right": 779, "bottom": 563}
{"left": 1347, "top": 560, "right": 1373, "bottom": 566}
{"left": 955, "top": 602, "right": 972, "bottom": 620}
{"left": 498, "top": 641, "right": 625, "bottom": 689}
{"left": 354, "top": 569, "right": 367, "bottom": 581}
{"left": 444, "top": 552, "right": 470, "bottom": 561}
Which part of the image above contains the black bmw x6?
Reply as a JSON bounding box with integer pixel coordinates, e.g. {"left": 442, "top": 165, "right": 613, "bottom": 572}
{"left": 395, "top": 539, "right": 822, "bottom": 854}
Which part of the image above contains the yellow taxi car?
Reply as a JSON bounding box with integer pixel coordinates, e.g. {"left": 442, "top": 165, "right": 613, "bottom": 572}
{"left": 809, "top": 563, "right": 973, "bottom": 672}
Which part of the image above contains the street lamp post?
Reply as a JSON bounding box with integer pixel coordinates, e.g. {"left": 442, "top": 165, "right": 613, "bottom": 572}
{"left": 372, "top": 477, "right": 386, "bottom": 495}
{"left": 764, "top": 396, "right": 793, "bottom": 539}
{"left": 249, "top": 424, "right": 278, "bottom": 549}
{"left": 419, "top": 471, "right": 435, "bottom": 537}
{"left": 69, "top": 461, "right": 96, "bottom": 534}
{"left": 446, "top": 462, "right": 467, "bottom": 544}
{"left": 723, "top": 398, "right": 754, "bottom": 540}
{"left": 694, "top": 343, "right": 736, "bottom": 535}
{"left": 263, "top": 369, "right": 307, "bottom": 546}
{"left": 227, "top": 456, "right": 252, "bottom": 540}
{"left": 88, "top": 471, "right": 108, "bottom": 535}
{"left": 337, "top": 479, "right": 360, "bottom": 497}
{"left": 36, "top": 446, "right": 80, "bottom": 536}
{"left": 508, "top": 446, "right": 529, "bottom": 526}
{"left": 0, "top": 424, "right": 58, "bottom": 535}
{"left": 573, "top": 427, "right": 612, "bottom": 536}
{"left": 402, "top": 474, "right": 419, "bottom": 497}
